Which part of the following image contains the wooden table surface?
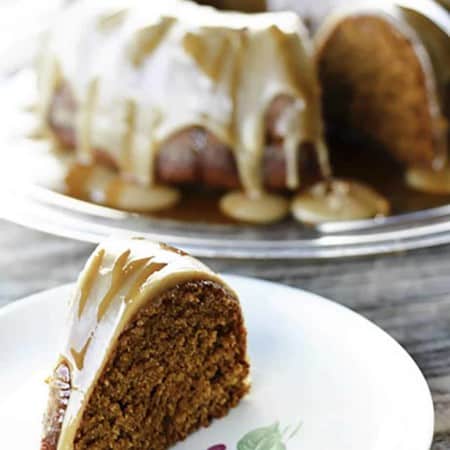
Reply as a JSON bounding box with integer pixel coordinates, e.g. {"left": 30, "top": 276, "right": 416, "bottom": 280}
{"left": 1, "top": 219, "right": 450, "bottom": 449}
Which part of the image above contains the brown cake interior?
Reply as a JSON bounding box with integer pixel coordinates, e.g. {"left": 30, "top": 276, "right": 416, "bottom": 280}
{"left": 318, "top": 15, "right": 443, "bottom": 168}
{"left": 41, "top": 280, "right": 249, "bottom": 450}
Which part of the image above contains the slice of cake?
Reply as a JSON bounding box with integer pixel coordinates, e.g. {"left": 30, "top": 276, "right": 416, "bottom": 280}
{"left": 315, "top": 1, "right": 449, "bottom": 170}
{"left": 40, "top": 239, "right": 250, "bottom": 450}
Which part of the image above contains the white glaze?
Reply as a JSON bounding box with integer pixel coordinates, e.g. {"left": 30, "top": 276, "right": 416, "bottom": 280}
{"left": 406, "top": 165, "right": 450, "bottom": 194}
{"left": 65, "top": 164, "right": 181, "bottom": 211}
{"left": 291, "top": 179, "right": 389, "bottom": 224}
{"left": 220, "top": 190, "right": 290, "bottom": 223}
{"left": 39, "top": 0, "right": 327, "bottom": 195}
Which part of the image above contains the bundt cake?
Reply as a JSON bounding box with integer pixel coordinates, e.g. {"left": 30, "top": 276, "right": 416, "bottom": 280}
{"left": 38, "top": 0, "right": 393, "bottom": 224}
{"left": 315, "top": 0, "right": 449, "bottom": 171}
{"left": 39, "top": 0, "right": 334, "bottom": 223}
{"left": 40, "top": 238, "right": 250, "bottom": 450}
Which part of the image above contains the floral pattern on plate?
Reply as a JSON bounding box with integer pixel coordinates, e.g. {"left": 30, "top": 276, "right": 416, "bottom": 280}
{"left": 208, "top": 421, "right": 302, "bottom": 450}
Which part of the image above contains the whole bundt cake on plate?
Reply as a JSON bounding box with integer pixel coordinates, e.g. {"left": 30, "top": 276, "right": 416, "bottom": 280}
{"left": 39, "top": 0, "right": 333, "bottom": 223}
{"left": 36, "top": 0, "right": 449, "bottom": 224}
{"left": 39, "top": 0, "right": 393, "bottom": 224}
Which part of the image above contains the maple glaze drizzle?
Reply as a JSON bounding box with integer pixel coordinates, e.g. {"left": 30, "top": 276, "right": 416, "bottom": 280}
{"left": 97, "top": 254, "right": 152, "bottom": 321}
{"left": 96, "top": 250, "right": 131, "bottom": 321}
{"left": 64, "top": 162, "right": 180, "bottom": 212}
{"left": 75, "top": 249, "right": 170, "bottom": 323}
{"left": 159, "top": 242, "right": 189, "bottom": 256}
{"left": 73, "top": 252, "right": 168, "bottom": 373}
{"left": 121, "top": 100, "right": 136, "bottom": 174}
{"left": 77, "top": 78, "right": 99, "bottom": 164}
{"left": 104, "top": 178, "right": 123, "bottom": 206}
{"left": 130, "top": 17, "right": 176, "bottom": 67}
{"left": 40, "top": 0, "right": 326, "bottom": 200}
{"left": 70, "top": 336, "right": 92, "bottom": 371}
{"left": 77, "top": 249, "right": 105, "bottom": 318}
{"left": 65, "top": 163, "right": 95, "bottom": 200}
{"left": 125, "top": 262, "right": 168, "bottom": 304}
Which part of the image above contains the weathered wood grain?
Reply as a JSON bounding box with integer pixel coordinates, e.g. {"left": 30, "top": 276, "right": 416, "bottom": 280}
{"left": 0, "top": 219, "right": 449, "bottom": 447}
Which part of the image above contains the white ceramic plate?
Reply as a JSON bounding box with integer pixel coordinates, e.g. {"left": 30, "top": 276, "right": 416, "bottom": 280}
{"left": 0, "top": 275, "right": 434, "bottom": 450}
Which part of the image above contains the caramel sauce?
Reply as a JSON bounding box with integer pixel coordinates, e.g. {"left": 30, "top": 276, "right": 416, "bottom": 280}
{"left": 59, "top": 140, "right": 450, "bottom": 225}
{"left": 150, "top": 189, "right": 236, "bottom": 224}
{"left": 63, "top": 163, "right": 234, "bottom": 223}
{"left": 330, "top": 140, "right": 450, "bottom": 215}
{"left": 151, "top": 140, "right": 450, "bottom": 222}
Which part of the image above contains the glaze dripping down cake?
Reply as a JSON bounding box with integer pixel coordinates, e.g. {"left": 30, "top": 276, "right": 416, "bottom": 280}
{"left": 39, "top": 0, "right": 333, "bottom": 223}
{"left": 40, "top": 239, "right": 250, "bottom": 450}
{"left": 39, "top": 0, "right": 395, "bottom": 224}
{"left": 38, "top": 0, "right": 450, "bottom": 223}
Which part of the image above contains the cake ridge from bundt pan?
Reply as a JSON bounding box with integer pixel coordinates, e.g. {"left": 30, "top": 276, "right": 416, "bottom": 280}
{"left": 40, "top": 238, "right": 250, "bottom": 450}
